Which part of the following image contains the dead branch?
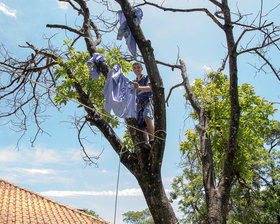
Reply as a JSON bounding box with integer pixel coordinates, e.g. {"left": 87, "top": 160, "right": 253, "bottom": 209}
{"left": 254, "top": 49, "right": 280, "bottom": 81}
{"left": 165, "top": 82, "right": 184, "bottom": 106}
{"left": 137, "top": 1, "right": 224, "bottom": 30}
{"left": 46, "top": 24, "right": 85, "bottom": 36}
{"left": 76, "top": 117, "right": 100, "bottom": 166}
{"left": 234, "top": 22, "right": 273, "bottom": 52}
{"left": 178, "top": 59, "right": 201, "bottom": 116}
{"left": 211, "top": 54, "right": 228, "bottom": 84}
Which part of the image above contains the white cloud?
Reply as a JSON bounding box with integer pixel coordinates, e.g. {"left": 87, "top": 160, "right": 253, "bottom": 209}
{"left": 163, "top": 176, "right": 175, "bottom": 184}
{"left": 202, "top": 65, "right": 212, "bottom": 72}
{"left": 191, "top": 79, "right": 196, "bottom": 86}
{"left": 40, "top": 188, "right": 143, "bottom": 197}
{"left": 40, "top": 188, "right": 172, "bottom": 197}
{"left": 31, "top": 147, "right": 62, "bottom": 164}
{"left": 7, "top": 168, "right": 56, "bottom": 175}
{"left": 100, "top": 169, "right": 108, "bottom": 173}
{"left": 57, "top": 1, "right": 68, "bottom": 10}
{"left": 0, "top": 144, "right": 103, "bottom": 166}
{"left": 0, "top": 2, "right": 17, "bottom": 17}
{"left": 0, "top": 145, "right": 77, "bottom": 165}
{"left": 0, "top": 148, "right": 19, "bottom": 162}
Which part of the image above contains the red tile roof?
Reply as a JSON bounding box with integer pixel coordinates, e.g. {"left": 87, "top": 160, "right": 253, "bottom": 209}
{"left": 0, "top": 178, "right": 111, "bottom": 224}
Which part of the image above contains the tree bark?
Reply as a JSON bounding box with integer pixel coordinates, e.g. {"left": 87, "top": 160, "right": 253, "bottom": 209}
{"left": 137, "top": 172, "right": 178, "bottom": 224}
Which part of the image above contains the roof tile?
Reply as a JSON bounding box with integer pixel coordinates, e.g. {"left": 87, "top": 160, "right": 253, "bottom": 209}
{"left": 0, "top": 178, "right": 111, "bottom": 224}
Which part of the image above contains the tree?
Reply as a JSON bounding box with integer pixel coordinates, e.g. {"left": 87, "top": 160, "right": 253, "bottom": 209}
{"left": 123, "top": 208, "right": 154, "bottom": 224}
{"left": 170, "top": 73, "right": 279, "bottom": 223}
{"left": 140, "top": 0, "right": 280, "bottom": 223}
{"left": 0, "top": 0, "right": 176, "bottom": 223}
{"left": 83, "top": 209, "right": 100, "bottom": 218}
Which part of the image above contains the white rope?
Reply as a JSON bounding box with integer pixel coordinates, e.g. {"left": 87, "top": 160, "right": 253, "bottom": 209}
{"left": 113, "top": 154, "right": 121, "bottom": 224}
{"left": 0, "top": 64, "right": 166, "bottom": 142}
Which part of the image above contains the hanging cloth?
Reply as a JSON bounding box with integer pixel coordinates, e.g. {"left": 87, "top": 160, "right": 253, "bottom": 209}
{"left": 117, "top": 8, "right": 143, "bottom": 57}
{"left": 103, "top": 64, "right": 137, "bottom": 118}
{"left": 86, "top": 53, "right": 106, "bottom": 81}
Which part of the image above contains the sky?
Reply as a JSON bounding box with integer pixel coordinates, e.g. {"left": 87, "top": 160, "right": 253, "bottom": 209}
{"left": 0, "top": 0, "right": 279, "bottom": 223}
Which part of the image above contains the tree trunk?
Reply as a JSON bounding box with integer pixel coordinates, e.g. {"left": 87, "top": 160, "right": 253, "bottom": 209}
{"left": 198, "top": 110, "right": 225, "bottom": 224}
{"left": 202, "top": 1, "right": 241, "bottom": 223}
{"left": 206, "top": 190, "right": 225, "bottom": 224}
{"left": 137, "top": 170, "right": 178, "bottom": 224}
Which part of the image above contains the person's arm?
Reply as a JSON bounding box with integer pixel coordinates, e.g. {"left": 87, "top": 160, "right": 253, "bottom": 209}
{"left": 134, "top": 82, "right": 151, "bottom": 92}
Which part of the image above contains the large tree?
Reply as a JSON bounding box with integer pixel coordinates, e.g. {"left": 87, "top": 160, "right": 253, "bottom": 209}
{"left": 0, "top": 0, "right": 176, "bottom": 223}
{"left": 138, "top": 0, "right": 280, "bottom": 223}
{"left": 0, "top": 0, "right": 279, "bottom": 224}
{"left": 123, "top": 208, "right": 154, "bottom": 224}
{"left": 170, "top": 73, "right": 279, "bottom": 223}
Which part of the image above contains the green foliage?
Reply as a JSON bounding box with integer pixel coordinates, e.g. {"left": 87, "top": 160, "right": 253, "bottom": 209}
{"left": 82, "top": 208, "right": 100, "bottom": 218}
{"left": 171, "top": 73, "right": 279, "bottom": 223}
{"left": 122, "top": 208, "right": 154, "bottom": 224}
{"left": 53, "top": 40, "right": 132, "bottom": 128}
{"left": 122, "top": 130, "right": 134, "bottom": 152}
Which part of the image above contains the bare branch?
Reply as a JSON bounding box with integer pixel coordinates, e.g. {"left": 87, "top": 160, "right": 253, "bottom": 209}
{"left": 137, "top": 1, "right": 224, "bottom": 30}
{"left": 165, "top": 82, "right": 184, "bottom": 106}
{"left": 208, "top": 0, "right": 223, "bottom": 9}
{"left": 59, "top": 0, "right": 82, "bottom": 14}
{"left": 254, "top": 49, "right": 280, "bottom": 81}
{"left": 234, "top": 22, "right": 273, "bottom": 52}
{"left": 211, "top": 54, "right": 228, "bottom": 83}
{"left": 76, "top": 117, "right": 100, "bottom": 166}
{"left": 237, "top": 37, "right": 280, "bottom": 55}
{"left": 178, "top": 59, "right": 201, "bottom": 115}
{"left": 46, "top": 24, "right": 85, "bottom": 36}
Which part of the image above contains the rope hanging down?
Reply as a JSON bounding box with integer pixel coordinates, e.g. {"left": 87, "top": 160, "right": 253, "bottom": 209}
{"left": 0, "top": 64, "right": 166, "bottom": 142}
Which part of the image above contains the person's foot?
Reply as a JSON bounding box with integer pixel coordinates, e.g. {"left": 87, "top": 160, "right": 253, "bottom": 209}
{"left": 143, "top": 142, "right": 151, "bottom": 150}
{"left": 143, "top": 140, "right": 154, "bottom": 150}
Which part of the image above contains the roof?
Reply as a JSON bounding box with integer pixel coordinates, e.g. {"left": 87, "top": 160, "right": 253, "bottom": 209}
{"left": 0, "top": 178, "right": 111, "bottom": 224}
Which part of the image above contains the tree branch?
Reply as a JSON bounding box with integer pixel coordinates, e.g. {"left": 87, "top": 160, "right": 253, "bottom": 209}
{"left": 178, "top": 59, "right": 201, "bottom": 115}
{"left": 46, "top": 24, "right": 85, "bottom": 37}
{"left": 254, "top": 49, "right": 280, "bottom": 81}
{"left": 208, "top": 0, "right": 223, "bottom": 9}
{"left": 233, "top": 22, "right": 273, "bottom": 52}
{"left": 137, "top": 1, "right": 224, "bottom": 30}
{"left": 165, "top": 82, "right": 184, "bottom": 106}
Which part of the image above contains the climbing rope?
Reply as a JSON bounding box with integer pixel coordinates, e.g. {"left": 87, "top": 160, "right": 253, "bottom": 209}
{"left": 113, "top": 150, "right": 122, "bottom": 224}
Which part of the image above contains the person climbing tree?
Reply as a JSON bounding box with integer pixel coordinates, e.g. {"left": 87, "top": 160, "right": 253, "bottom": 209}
{"left": 133, "top": 62, "right": 154, "bottom": 149}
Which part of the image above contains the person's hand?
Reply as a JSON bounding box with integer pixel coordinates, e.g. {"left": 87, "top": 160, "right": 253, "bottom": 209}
{"left": 134, "top": 82, "right": 139, "bottom": 90}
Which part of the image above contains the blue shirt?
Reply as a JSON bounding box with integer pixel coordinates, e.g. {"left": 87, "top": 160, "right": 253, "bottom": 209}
{"left": 136, "top": 75, "right": 152, "bottom": 103}
{"left": 103, "top": 64, "right": 137, "bottom": 118}
{"left": 86, "top": 53, "right": 106, "bottom": 81}
{"left": 117, "top": 8, "right": 143, "bottom": 57}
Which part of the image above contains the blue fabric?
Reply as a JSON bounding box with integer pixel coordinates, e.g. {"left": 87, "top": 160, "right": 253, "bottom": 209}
{"left": 117, "top": 8, "right": 143, "bottom": 56}
{"left": 143, "top": 101, "right": 153, "bottom": 120}
{"left": 135, "top": 75, "right": 152, "bottom": 103}
{"left": 137, "top": 100, "right": 153, "bottom": 128}
{"left": 103, "top": 64, "right": 137, "bottom": 118}
{"left": 86, "top": 53, "right": 106, "bottom": 81}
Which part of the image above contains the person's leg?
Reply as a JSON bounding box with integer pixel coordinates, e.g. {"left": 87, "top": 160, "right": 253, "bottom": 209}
{"left": 144, "top": 116, "right": 154, "bottom": 141}
{"left": 142, "top": 101, "right": 154, "bottom": 149}
{"left": 142, "top": 127, "right": 148, "bottom": 142}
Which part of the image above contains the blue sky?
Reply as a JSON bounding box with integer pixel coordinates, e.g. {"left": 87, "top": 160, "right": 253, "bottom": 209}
{"left": 0, "top": 0, "right": 279, "bottom": 223}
